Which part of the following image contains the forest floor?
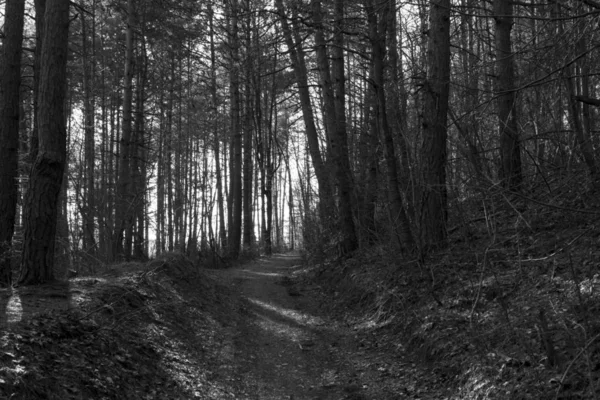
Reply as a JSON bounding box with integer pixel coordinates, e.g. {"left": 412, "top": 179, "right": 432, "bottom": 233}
{"left": 2, "top": 189, "right": 600, "bottom": 400}
{"left": 0, "top": 252, "right": 444, "bottom": 400}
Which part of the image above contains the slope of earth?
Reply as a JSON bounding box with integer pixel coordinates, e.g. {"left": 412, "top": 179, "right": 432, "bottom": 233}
{"left": 296, "top": 183, "right": 600, "bottom": 399}
{"left": 0, "top": 252, "right": 440, "bottom": 399}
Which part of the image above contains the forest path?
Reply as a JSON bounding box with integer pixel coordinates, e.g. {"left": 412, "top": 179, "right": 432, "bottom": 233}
{"left": 219, "top": 253, "right": 366, "bottom": 399}
{"left": 209, "top": 253, "right": 424, "bottom": 400}
{"left": 0, "top": 253, "right": 436, "bottom": 399}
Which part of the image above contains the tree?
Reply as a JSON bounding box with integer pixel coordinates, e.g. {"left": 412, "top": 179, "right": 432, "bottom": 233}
{"left": 19, "top": 0, "right": 70, "bottom": 285}
{"left": 80, "top": 4, "right": 97, "bottom": 255}
{"left": 494, "top": 0, "right": 522, "bottom": 190}
{"left": 114, "top": 0, "right": 135, "bottom": 260}
{"left": 208, "top": 4, "right": 227, "bottom": 251}
{"left": 364, "top": 0, "right": 414, "bottom": 251}
{"left": 274, "top": 0, "right": 334, "bottom": 220}
{"left": 0, "top": 0, "right": 26, "bottom": 286}
{"left": 420, "top": 0, "right": 451, "bottom": 250}
{"left": 313, "top": 0, "right": 358, "bottom": 255}
{"left": 227, "top": 0, "right": 243, "bottom": 259}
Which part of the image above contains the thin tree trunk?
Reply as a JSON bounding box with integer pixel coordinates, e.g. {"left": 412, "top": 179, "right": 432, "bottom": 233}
{"left": 495, "top": 0, "right": 522, "bottom": 190}
{"left": 133, "top": 49, "right": 147, "bottom": 260}
{"left": 228, "top": 0, "right": 243, "bottom": 259}
{"left": 357, "top": 60, "right": 378, "bottom": 246}
{"left": 420, "top": 0, "right": 451, "bottom": 251}
{"left": 243, "top": 16, "right": 255, "bottom": 252}
{"left": 209, "top": 5, "right": 226, "bottom": 252}
{"left": 114, "top": 0, "right": 135, "bottom": 260}
{"left": 81, "top": 8, "right": 96, "bottom": 255}
{"left": 166, "top": 55, "right": 175, "bottom": 253}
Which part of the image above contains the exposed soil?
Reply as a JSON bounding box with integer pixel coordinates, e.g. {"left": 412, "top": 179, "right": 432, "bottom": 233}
{"left": 219, "top": 253, "right": 444, "bottom": 399}
{"left": 0, "top": 252, "right": 443, "bottom": 400}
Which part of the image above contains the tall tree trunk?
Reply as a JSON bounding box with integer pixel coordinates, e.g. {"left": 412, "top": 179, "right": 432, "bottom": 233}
{"left": 420, "top": 0, "right": 451, "bottom": 251}
{"left": 19, "top": 0, "right": 70, "bottom": 285}
{"left": 209, "top": 6, "right": 227, "bottom": 252}
{"left": 555, "top": 4, "right": 597, "bottom": 181}
{"left": 155, "top": 90, "right": 165, "bottom": 256}
{"left": 98, "top": 46, "right": 109, "bottom": 259}
{"left": 494, "top": 0, "right": 522, "bottom": 190}
{"left": 242, "top": 15, "right": 255, "bottom": 252}
{"left": 274, "top": 0, "right": 333, "bottom": 219}
{"left": 0, "top": 0, "right": 26, "bottom": 286}
{"left": 30, "top": 0, "right": 46, "bottom": 162}
{"left": 133, "top": 49, "right": 147, "bottom": 260}
{"left": 166, "top": 55, "right": 175, "bottom": 253}
{"left": 81, "top": 8, "right": 97, "bottom": 255}
{"left": 114, "top": 0, "right": 135, "bottom": 260}
{"left": 365, "top": 0, "right": 414, "bottom": 250}
{"left": 227, "top": 0, "right": 243, "bottom": 259}
{"left": 313, "top": 0, "right": 358, "bottom": 254}
{"left": 174, "top": 57, "right": 184, "bottom": 251}
{"left": 387, "top": 3, "right": 414, "bottom": 216}
{"left": 357, "top": 61, "right": 379, "bottom": 246}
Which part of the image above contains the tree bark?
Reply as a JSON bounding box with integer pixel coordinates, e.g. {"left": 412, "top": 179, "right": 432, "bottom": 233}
{"left": 420, "top": 0, "right": 451, "bottom": 250}
{"left": 81, "top": 9, "right": 97, "bottom": 255}
{"left": 208, "top": 5, "right": 227, "bottom": 252}
{"left": 227, "top": 0, "right": 243, "bottom": 259}
{"left": 365, "top": 0, "right": 415, "bottom": 250}
{"left": 313, "top": 0, "right": 358, "bottom": 255}
{"left": 494, "top": 0, "right": 522, "bottom": 190}
{"left": 332, "top": 0, "right": 358, "bottom": 255}
{"left": 0, "top": 0, "right": 26, "bottom": 286}
{"left": 275, "top": 0, "right": 333, "bottom": 219}
{"left": 19, "top": 0, "right": 70, "bottom": 285}
{"left": 29, "top": 0, "right": 46, "bottom": 163}
{"left": 114, "top": 0, "right": 135, "bottom": 260}
{"left": 242, "top": 12, "right": 255, "bottom": 252}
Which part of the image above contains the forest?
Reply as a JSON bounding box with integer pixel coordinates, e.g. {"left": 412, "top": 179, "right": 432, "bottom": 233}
{"left": 1, "top": 0, "right": 600, "bottom": 398}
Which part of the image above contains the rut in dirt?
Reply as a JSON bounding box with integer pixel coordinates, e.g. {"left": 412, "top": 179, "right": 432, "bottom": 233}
{"left": 222, "top": 253, "right": 368, "bottom": 400}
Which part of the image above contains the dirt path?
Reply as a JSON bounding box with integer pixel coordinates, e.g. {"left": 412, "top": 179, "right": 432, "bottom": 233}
{"left": 1, "top": 253, "right": 440, "bottom": 399}
{"left": 215, "top": 253, "right": 360, "bottom": 400}
{"left": 211, "top": 253, "right": 423, "bottom": 400}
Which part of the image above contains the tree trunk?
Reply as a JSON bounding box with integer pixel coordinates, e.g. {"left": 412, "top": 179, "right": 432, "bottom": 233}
{"left": 387, "top": 3, "right": 415, "bottom": 218}
{"left": 494, "top": 0, "right": 522, "bottom": 190}
{"left": 133, "top": 53, "right": 147, "bottom": 260}
{"left": 420, "top": 0, "right": 451, "bottom": 251}
{"left": 0, "top": 0, "right": 26, "bottom": 286}
{"left": 0, "top": 0, "right": 26, "bottom": 283}
{"left": 357, "top": 62, "right": 379, "bottom": 246}
{"left": 29, "top": 0, "right": 46, "bottom": 163}
{"left": 156, "top": 90, "right": 165, "bottom": 255}
{"left": 114, "top": 0, "right": 135, "bottom": 260}
{"left": 274, "top": 0, "right": 333, "bottom": 219}
{"left": 19, "top": 0, "right": 70, "bottom": 285}
{"left": 242, "top": 20, "right": 255, "bottom": 252}
{"left": 228, "top": 0, "right": 243, "bottom": 259}
{"left": 331, "top": 0, "right": 358, "bottom": 254}
{"left": 365, "top": 0, "right": 414, "bottom": 250}
{"left": 81, "top": 9, "right": 97, "bottom": 255}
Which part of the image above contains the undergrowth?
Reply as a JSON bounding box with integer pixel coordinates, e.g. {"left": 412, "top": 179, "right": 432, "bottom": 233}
{"left": 300, "top": 172, "right": 600, "bottom": 400}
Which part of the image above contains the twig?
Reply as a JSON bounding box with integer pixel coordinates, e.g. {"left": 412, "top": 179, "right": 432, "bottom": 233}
{"left": 469, "top": 243, "right": 493, "bottom": 324}
{"left": 554, "top": 332, "right": 600, "bottom": 400}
